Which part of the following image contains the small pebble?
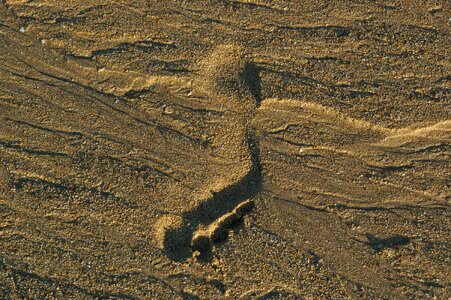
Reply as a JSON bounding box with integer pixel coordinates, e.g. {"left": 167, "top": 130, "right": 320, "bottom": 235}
{"left": 19, "top": 26, "right": 25, "bottom": 33}
{"left": 163, "top": 106, "right": 174, "bottom": 115}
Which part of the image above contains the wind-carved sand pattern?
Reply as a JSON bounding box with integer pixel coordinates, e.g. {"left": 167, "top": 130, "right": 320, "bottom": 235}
{"left": 0, "top": 161, "right": 12, "bottom": 200}
{"left": 151, "top": 44, "right": 450, "bottom": 261}
{"left": 255, "top": 100, "right": 450, "bottom": 209}
{"left": 2, "top": 2, "right": 449, "bottom": 297}
{"left": 152, "top": 45, "right": 262, "bottom": 260}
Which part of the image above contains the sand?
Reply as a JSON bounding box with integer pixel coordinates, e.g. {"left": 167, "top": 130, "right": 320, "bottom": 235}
{"left": 0, "top": 0, "right": 450, "bottom": 299}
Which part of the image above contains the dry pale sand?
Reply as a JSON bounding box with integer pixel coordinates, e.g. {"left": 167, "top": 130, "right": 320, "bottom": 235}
{"left": 0, "top": 1, "right": 450, "bottom": 299}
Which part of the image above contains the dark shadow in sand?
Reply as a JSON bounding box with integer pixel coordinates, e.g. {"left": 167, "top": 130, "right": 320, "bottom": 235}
{"left": 164, "top": 133, "right": 262, "bottom": 261}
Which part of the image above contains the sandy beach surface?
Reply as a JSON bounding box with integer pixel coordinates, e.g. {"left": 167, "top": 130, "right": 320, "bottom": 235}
{"left": 0, "top": 1, "right": 450, "bottom": 299}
